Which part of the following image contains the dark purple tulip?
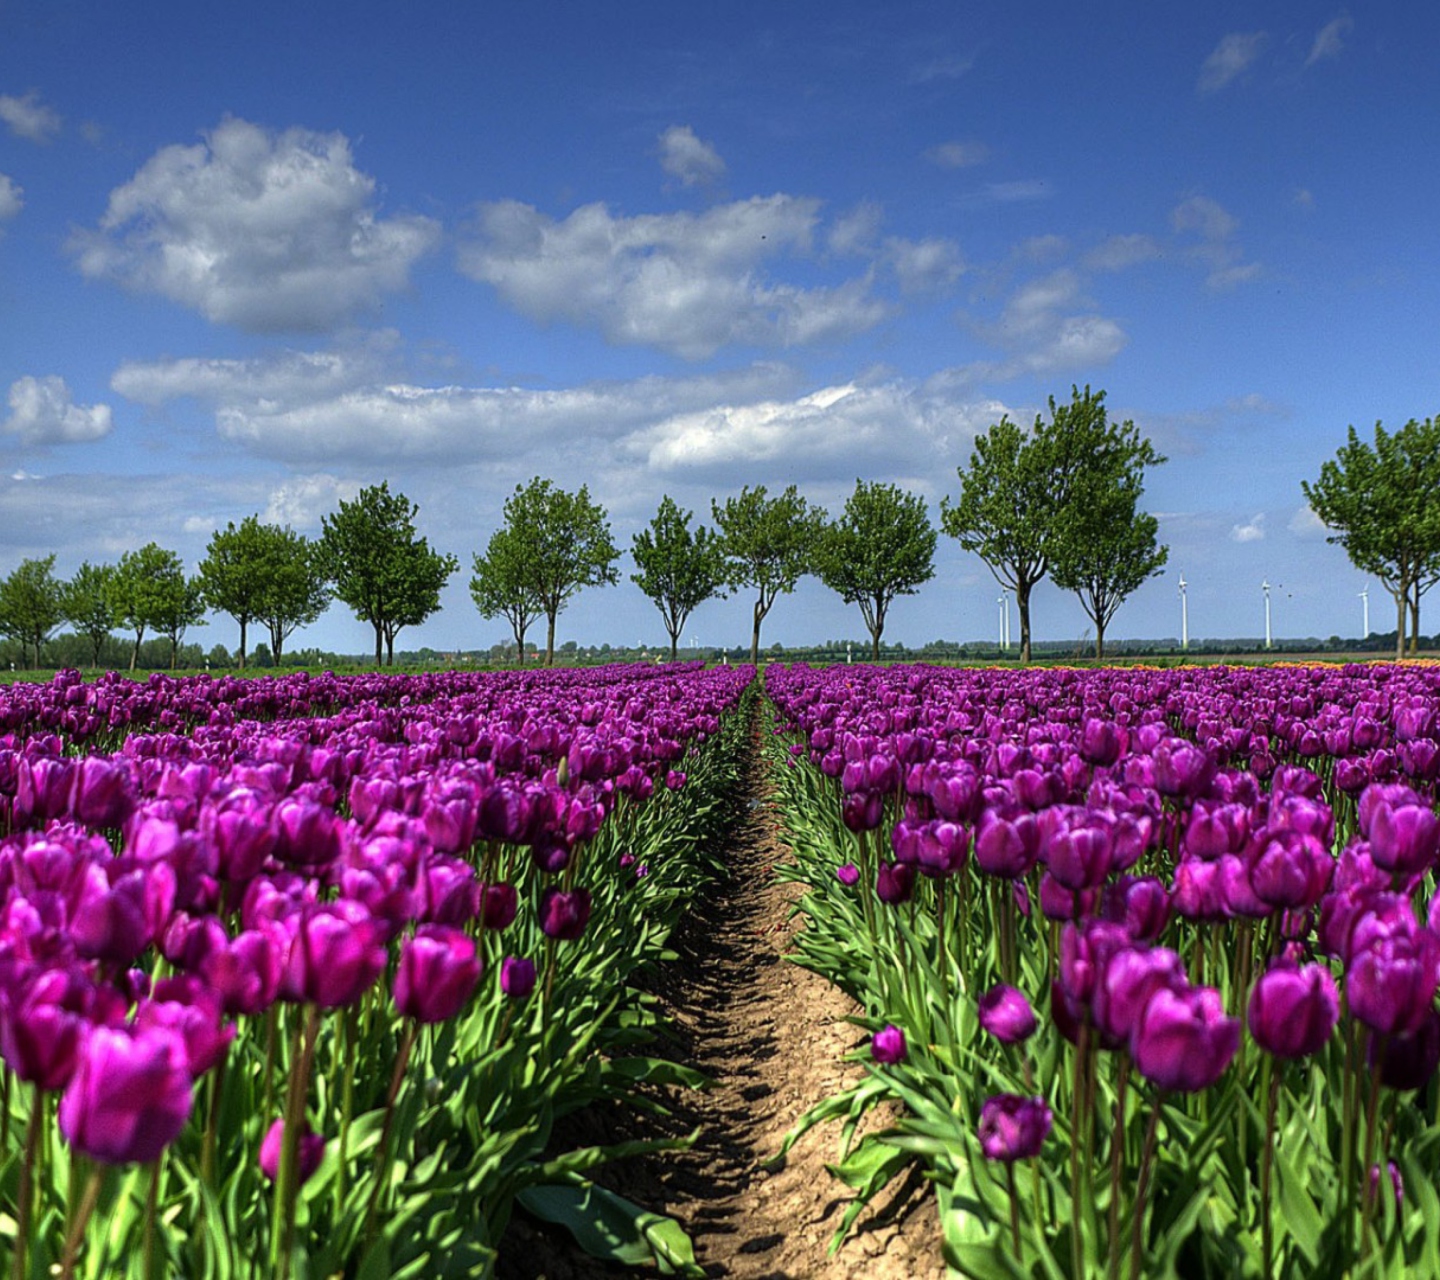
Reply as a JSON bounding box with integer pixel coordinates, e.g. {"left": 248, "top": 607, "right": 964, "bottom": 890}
{"left": 1369, "top": 802, "right": 1440, "bottom": 877}
{"left": 836, "top": 862, "right": 860, "bottom": 887}
{"left": 1038, "top": 873, "right": 1100, "bottom": 922}
{"left": 67, "top": 863, "right": 153, "bottom": 965}
{"left": 212, "top": 805, "right": 276, "bottom": 883}
{"left": 1248, "top": 961, "right": 1339, "bottom": 1059}
{"left": 665, "top": 770, "right": 687, "bottom": 791}
{"left": 841, "top": 790, "right": 885, "bottom": 833}
{"left": 1169, "top": 858, "right": 1226, "bottom": 922}
{"left": 1093, "top": 946, "right": 1186, "bottom": 1045}
{"left": 1369, "top": 1162, "right": 1404, "bottom": 1209}
{"left": 977, "top": 1094, "right": 1052, "bottom": 1161}
{"left": 973, "top": 810, "right": 1039, "bottom": 879}
{"left": 1183, "top": 802, "right": 1249, "bottom": 861}
{"left": 1249, "top": 831, "right": 1333, "bottom": 911}
{"left": 1334, "top": 758, "right": 1370, "bottom": 795}
{"left": 1152, "top": 739, "right": 1216, "bottom": 800}
{"left": 1358, "top": 783, "right": 1424, "bottom": 838}
{"left": 72, "top": 758, "right": 135, "bottom": 828}
{"left": 1131, "top": 985, "right": 1240, "bottom": 1092}
{"left": 200, "top": 924, "right": 285, "bottom": 1017}
{"left": 1369, "top": 1010, "right": 1440, "bottom": 1091}
{"left": 272, "top": 798, "right": 344, "bottom": 868}
{"left": 1058, "top": 920, "right": 1130, "bottom": 1008}
{"left": 280, "top": 902, "right": 388, "bottom": 1009}
{"left": 1104, "top": 876, "right": 1170, "bottom": 942}
{"left": 977, "top": 984, "right": 1037, "bottom": 1044}
{"left": 479, "top": 882, "right": 519, "bottom": 931}
{"left": 539, "top": 887, "right": 592, "bottom": 941}
{"left": 1043, "top": 816, "right": 1114, "bottom": 891}
{"left": 500, "top": 956, "right": 537, "bottom": 999}
{"left": 871, "top": 1024, "right": 907, "bottom": 1064}
{"left": 14, "top": 757, "right": 75, "bottom": 827}
{"left": 891, "top": 819, "right": 968, "bottom": 878}
{"left": 138, "top": 979, "right": 236, "bottom": 1077}
{"left": 58, "top": 1025, "right": 193, "bottom": 1165}
{"left": 875, "top": 862, "right": 916, "bottom": 905}
{"left": 259, "top": 1118, "right": 326, "bottom": 1186}
{"left": 1079, "top": 718, "right": 1128, "bottom": 767}
{"left": 0, "top": 971, "right": 85, "bottom": 1090}
{"left": 1347, "top": 927, "right": 1440, "bottom": 1037}
{"left": 394, "top": 925, "right": 481, "bottom": 1024}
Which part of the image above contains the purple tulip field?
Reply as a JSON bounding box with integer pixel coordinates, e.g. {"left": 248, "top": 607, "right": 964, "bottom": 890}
{"left": 768, "top": 661, "right": 1440, "bottom": 1279}
{"left": 0, "top": 662, "right": 752, "bottom": 1278}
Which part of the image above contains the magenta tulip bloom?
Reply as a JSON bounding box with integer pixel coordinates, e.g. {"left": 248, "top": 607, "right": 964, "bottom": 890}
{"left": 1131, "top": 985, "right": 1240, "bottom": 1092}
{"left": 394, "top": 926, "right": 482, "bottom": 1023}
{"left": 977, "top": 984, "right": 1037, "bottom": 1044}
{"left": 0, "top": 972, "right": 85, "bottom": 1091}
{"left": 539, "top": 887, "right": 592, "bottom": 941}
{"left": 500, "top": 956, "right": 537, "bottom": 999}
{"left": 1093, "top": 946, "right": 1187, "bottom": 1045}
{"left": 836, "top": 862, "right": 860, "bottom": 887}
{"left": 479, "top": 882, "right": 518, "bottom": 931}
{"left": 978, "top": 1094, "right": 1052, "bottom": 1162}
{"left": 973, "top": 810, "right": 1040, "bottom": 880}
{"left": 1348, "top": 927, "right": 1440, "bottom": 1037}
{"left": 1247, "top": 961, "right": 1339, "bottom": 1059}
{"left": 280, "top": 902, "right": 388, "bottom": 1009}
{"left": 259, "top": 1118, "right": 326, "bottom": 1187}
{"left": 875, "top": 862, "right": 916, "bottom": 905}
{"left": 871, "top": 1024, "right": 907, "bottom": 1064}
{"left": 1369, "top": 802, "right": 1440, "bottom": 877}
{"left": 59, "top": 1026, "right": 193, "bottom": 1165}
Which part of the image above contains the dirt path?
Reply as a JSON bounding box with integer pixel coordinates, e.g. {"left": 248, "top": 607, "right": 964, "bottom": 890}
{"left": 499, "top": 720, "right": 947, "bottom": 1279}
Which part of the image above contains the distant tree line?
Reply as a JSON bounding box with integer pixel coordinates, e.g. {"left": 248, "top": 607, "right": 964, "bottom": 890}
{"left": 6, "top": 388, "right": 1432, "bottom": 671}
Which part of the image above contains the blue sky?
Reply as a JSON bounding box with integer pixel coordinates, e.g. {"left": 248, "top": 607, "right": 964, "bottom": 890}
{"left": 1, "top": 1, "right": 1435, "bottom": 656}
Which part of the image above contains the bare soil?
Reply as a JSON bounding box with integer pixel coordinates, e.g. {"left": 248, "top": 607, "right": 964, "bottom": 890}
{"left": 497, "top": 722, "right": 947, "bottom": 1280}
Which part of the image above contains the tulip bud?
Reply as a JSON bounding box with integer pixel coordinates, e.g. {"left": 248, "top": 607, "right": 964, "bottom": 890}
{"left": 871, "top": 1024, "right": 907, "bottom": 1064}
{"left": 1247, "top": 960, "right": 1339, "bottom": 1059}
{"left": 58, "top": 1026, "right": 194, "bottom": 1165}
{"left": 500, "top": 956, "right": 537, "bottom": 999}
{"left": 259, "top": 1118, "right": 326, "bottom": 1187}
{"left": 977, "top": 1094, "right": 1052, "bottom": 1162}
{"left": 394, "top": 926, "right": 482, "bottom": 1024}
{"left": 977, "top": 984, "right": 1037, "bottom": 1044}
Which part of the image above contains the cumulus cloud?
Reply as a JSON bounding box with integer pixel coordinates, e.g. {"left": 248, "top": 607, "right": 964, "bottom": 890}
{"left": 112, "top": 344, "right": 390, "bottom": 407}
{"left": 885, "top": 237, "right": 964, "bottom": 294}
{"left": 2, "top": 376, "right": 112, "bottom": 446}
{"left": 1288, "top": 505, "right": 1328, "bottom": 538}
{"left": 1170, "top": 195, "right": 1261, "bottom": 290}
{"left": 926, "top": 140, "right": 989, "bottom": 169}
{"left": 1307, "top": 15, "right": 1352, "bottom": 66}
{"left": 457, "top": 196, "right": 889, "bottom": 359}
{"left": 1231, "top": 513, "right": 1266, "bottom": 543}
{"left": 1198, "top": 32, "right": 1266, "bottom": 93}
{"left": 69, "top": 117, "right": 440, "bottom": 332}
{"left": 657, "top": 125, "right": 726, "bottom": 187}
{"left": 0, "top": 91, "right": 61, "bottom": 143}
{"left": 263, "top": 474, "right": 362, "bottom": 528}
{"left": 1084, "top": 234, "right": 1162, "bottom": 271}
{"left": 0, "top": 174, "right": 21, "bottom": 226}
{"left": 964, "top": 269, "right": 1127, "bottom": 376}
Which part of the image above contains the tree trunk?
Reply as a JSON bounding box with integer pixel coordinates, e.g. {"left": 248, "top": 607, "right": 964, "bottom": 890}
{"left": 1017, "top": 585, "right": 1033, "bottom": 664}
{"left": 750, "top": 597, "right": 763, "bottom": 666}
{"left": 871, "top": 628, "right": 881, "bottom": 662}
{"left": 130, "top": 628, "right": 144, "bottom": 671}
{"left": 1410, "top": 579, "right": 1421, "bottom": 655}
{"left": 669, "top": 633, "right": 679, "bottom": 663}
{"left": 271, "top": 623, "right": 284, "bottom": 665}
{"left": 386, "top": 634, "right": 395, "bottom": 666}
{"left": 514, "top": 620, "right": 527, "bottom": 666}
{"left": 545, "top": 613, "right": 556, "bottom": 667}
{"left": 1397, "top": 588, "right": 1408, "bottom": 662}
{"left": 238, "top": 618, "right": 248, "bottom": 670}
{"left": 1095, "top": 620, "right": 1106, "bottom": 662}
{"left": 171, "top": 636, "right": 179, "bottom": 670}
{"left": 373, "top": 623, "right": 383, "bottom": 667}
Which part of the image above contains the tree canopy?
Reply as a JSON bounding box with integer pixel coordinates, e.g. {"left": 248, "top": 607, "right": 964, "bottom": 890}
{"left": 814, "top": 480, "right": 936, "bottom": 660}
{"left": 318, "top": 483, "right": 458, "bottom": 666}
{"left": 712, "top": 484, "right": 825, "bottom": 665}
{"left": 60, "top": 561, "right": 117, "bottom": 669}
{"left": 630, "top": 496, "right": 726, "bottom": 661}
{"left": 941, "top": 385, "right": 1163, "bottom": 662}
{"left": 1302, "top": 417, "right": 1440, "bottom": 660}
{"left": 109, "top": 544, "right": 197, "bottom": 671}
{"left": 485, "top": 478, "right": 619, "bottom": 666}
{"left": 0, "top": 556, "right": 64, "bottom": 670}
{"left": 470, "top": 526, "right": 544, "bottom": 665}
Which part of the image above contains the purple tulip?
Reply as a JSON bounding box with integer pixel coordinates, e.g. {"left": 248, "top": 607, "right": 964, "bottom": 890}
{"left": 280, "top": 902, "right": 388, "bottom": 1009}
{"left": 977, "top": 1094, "right": 1052, "bottom": 1161}
{"left": 1093, "top": 946, "right": 1187, "bottom": 1045}
{"left": 394, "top": 926, "right": 482, "bottom": 1024}
{"left": 539, "top": 887, "right": 592, "bottom": 941}
{"left": 1103, "top": 876, "right": 1170, "bottom": 942}
{"left": 871, "top": 1024, "right": 907, "bottom": 1064}
{"left": 479, "top": 882, "right": 519, "bottom": 931}
{"left": 72, "top": 757, "right": 135, "bottom": 828}
{"left": 1369, "top": 802, "right": 1440, "bottom": 877}
{"left": 58, "top": 1025, "right": 194, "bottom": 1165}
{"left": 1038, "top": 873, "right": 1100, "bottom": 922}
{"left": 875, "top": 862, "right": 916, "bottom": 905}
{"left": 0, "top": 970, "right": 85, "bottom": 1090}
{"left": 973, "top": 809, "right": 1040, "bottom": 880}
{"left": 1369, "top": 1010, "right": 1440, "bottom": 1091}
{"left": 139, "top": 978, "right": 236, "bottom": 1077}
{"left": 1247, "top": 960, "right": 1339, "bottom": 1059}
{"left": 1248, "top": 831, "right": 1333, "bottom": 911}
{"left": 500, "top": 956, "right": 537, "bottom": 999}
{"left": 977, "top": 984, "right": 1037, "bottom": 1044}
{"left": 836, "top": 862, "right": 860, "bottom": 887}
{"left": 259, "top": 1118, "right": 327, "bottom": 1187}
{"left": 1131, "top": 985, "right": 1240, "bottom": 1092}
{"left": 1347, "top": 925, "right": 1440, "bottom": 1037}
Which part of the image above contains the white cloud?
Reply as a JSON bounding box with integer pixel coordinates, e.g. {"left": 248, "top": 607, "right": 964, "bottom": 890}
{"left": 0, "top": 91, "right": 61, "bottom": 143}
{"left": 1198, "top": 32, "right": 1266, "bottom": 93}
{"left": 1084, "top": 234, "right": 1161, "bottom": 271}
{"left": 1231, "top": 513, "right": 1267, "bottom": 543}
{"left": 69, "top": 117, "right": 441, "bottom": 332}
{"left": 1170, "top": 195, "right": 1261, "bottom": 290}
{"left": 112, "top": 343, "right": 391, "bottom": 407}
{"left": 1288, "top": 505, "right": 1329, "bottom": 538}
{"left": 926, "top": 140, "right": 989, "bottom": 169}
{"left": 885, "top": 236, "right": 964, "bottom": 294}
{"left": 263, "top": 474, "right": 362, "bottom": 528}
{"left": 828, "top": 202, "right": 882, "bottom": 256}
{"left": 910, "top": 54, "right": 976, "bottom": 83}
{"left": 964, "top": 269, "right": 1127, "bottom": 376}
{"left": 0, "top": 174, "right": 22, "bottom": 224}
{"left": 657, "top": 125, "right": 726, "bottom": 187}
{"left": 457, "top": 196, "right": 890, "bottom": 359}
{"left": 1171, "top": 195, "right": 1238, "bottom": 242}
{"left": 2, "top": 376, "right": 112, "bottom": 446}
{"left": 1306, "top": 15, "right": 1352, "bottom": 66}
{"left": 960, "top": 180, "right": 1051, "bottom": 207}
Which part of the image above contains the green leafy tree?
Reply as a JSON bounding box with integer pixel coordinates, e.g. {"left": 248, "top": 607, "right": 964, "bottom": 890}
{"left": 941, "top": 386, "right": 1156, "bottom": 663}
{"left": 487, "top": 478, "right": 620, "bottom": 667}
{"left": 711, "top": 484, "right": 825, "bottom": 665}
{"left": 814, "top": 481, "right": 936, "bottom": 662}
{"left": 109, "top": 544, "right": 191, "bottom": 671}
{"left": 154, "top": 576, "right": 207, "bottom": 670}
{"left": 198, "top": 516, "right": 268, "bottom": 669}
{"left": 1048, "top": 410, "right": 1168, "bottom": 661}
{"left": 318, "top": 483, "right": 458, "bottom": 666}
{"left": 255, "top": 530, "right": 330, "bottom": 664}
{"left": 1302, "top": 417, "right": 1440, "bottom": 661}
{"left": 60, "top": 561, "right": 118, "bottom": 669}
{"left": 631, "top": 496, "right": 726, "bottom": 662}
{"left": 470, "top": 527, "right": 543, "bottom": 665}
{"left": 0, "top": 555, "right": 64, "bottom": 669}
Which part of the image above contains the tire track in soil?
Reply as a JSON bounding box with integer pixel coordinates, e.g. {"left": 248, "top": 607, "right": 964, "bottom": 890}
{"left": 498, "top": 717, "right": 947, "bottom": 1280}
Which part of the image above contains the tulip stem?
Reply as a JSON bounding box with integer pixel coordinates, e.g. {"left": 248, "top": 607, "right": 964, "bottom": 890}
{"left": 202, "top": 1047, "right": 228, "bottom": 1186}
{"left": 1129, "top": 1099, "right": 1163, "bottom": 1280}
{"left": 1359, "top": 1042, "right": 1385, "bottom": 1260}
{"left": 59, "top": 1165, "right": 103, "bottom": 1280}
{"left": 12, "top": 1084, "right": 44, "bottom": 1280}
{"left": 271, "top": 1005, "right": 320, "bottom": 1280}
{"left": 1259, "top": 1054, "right": 1279, "bottom": 1280}
{"left": 1108, "top": 1060, "right": 1129, "bottom": 1280}
{"left": 363, "top": 1020, "right": 419, "bottom": 1244}
{"left": 1006, "top": 1161, "right": 1021, "bottom": 1256}
{"left": 143, "top": 1158, "right": 162, "bottom": 1280}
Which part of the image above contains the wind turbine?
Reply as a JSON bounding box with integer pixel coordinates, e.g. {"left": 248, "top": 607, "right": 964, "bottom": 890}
{"left": 997, "top": 592, "right": 1006, "bottom": 650}
{"left": 1178, "top": 574, "right": 1189, "bottom": 651}
{"left": 1360, "top": 584, "right": 1370, "bottom": 639}
{"left": 1262, "top": 580, "right": 1272, "bottom": 651}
